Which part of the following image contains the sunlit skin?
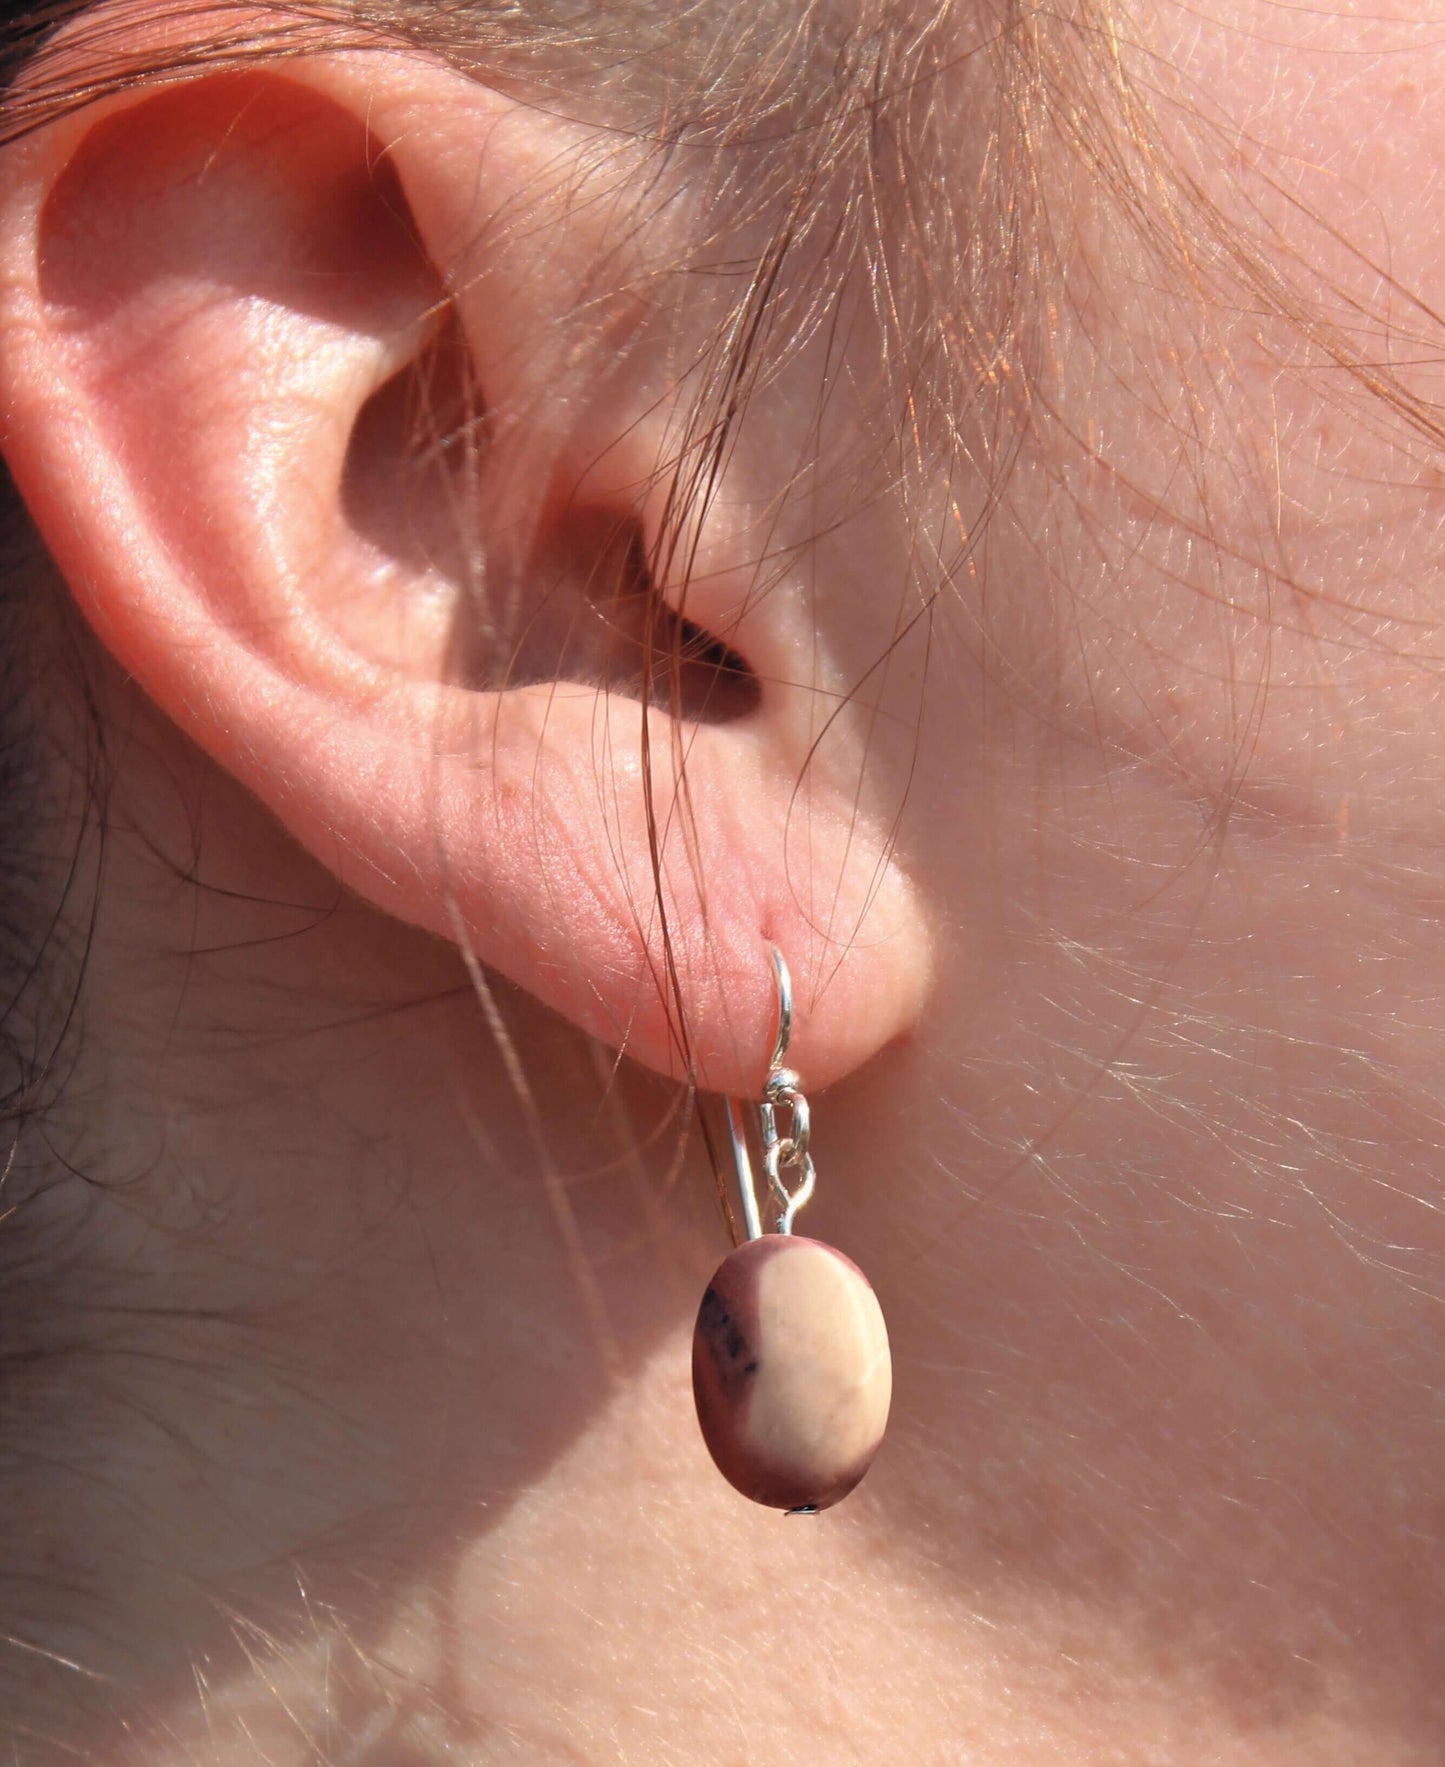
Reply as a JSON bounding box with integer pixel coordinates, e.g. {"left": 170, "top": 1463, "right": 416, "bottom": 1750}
{"left": 2, "top": 1, "right": 1445, "bottom": 1763}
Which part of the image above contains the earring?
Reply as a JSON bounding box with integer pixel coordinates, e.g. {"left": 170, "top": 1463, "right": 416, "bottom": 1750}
{"left": 691, "top": 950, "right": 892, "bottom": 1513}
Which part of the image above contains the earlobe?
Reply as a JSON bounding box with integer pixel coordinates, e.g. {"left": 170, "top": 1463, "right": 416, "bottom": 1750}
{"left": 0, "top": 43, "right": 931, "bottom": 1094}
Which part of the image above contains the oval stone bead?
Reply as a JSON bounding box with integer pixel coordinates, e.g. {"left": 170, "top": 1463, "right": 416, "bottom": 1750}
{"left": 692, "top": 1234, "right": 892, "bottom": 1511}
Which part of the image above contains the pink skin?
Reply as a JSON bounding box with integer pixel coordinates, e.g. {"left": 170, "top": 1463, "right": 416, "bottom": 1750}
{"left": 2, "top": 3, "right": 1445, "bottom": 1765}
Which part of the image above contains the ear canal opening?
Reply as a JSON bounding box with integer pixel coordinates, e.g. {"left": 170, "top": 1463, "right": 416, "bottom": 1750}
{"left": 541, "top": 516, "right": 762, "bottom": 725}
{"left": 342, "top": 338, "right": 761, "bottom": 727}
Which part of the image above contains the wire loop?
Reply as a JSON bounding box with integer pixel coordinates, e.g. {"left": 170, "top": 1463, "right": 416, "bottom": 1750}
{"left": 727, "top": 950, "right": 817, "bottom": 1238}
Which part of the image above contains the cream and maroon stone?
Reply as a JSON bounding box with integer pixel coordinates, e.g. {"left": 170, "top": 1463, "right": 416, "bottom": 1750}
{"left": 691, "top": 1234, "right": 892, "bottom": 1511}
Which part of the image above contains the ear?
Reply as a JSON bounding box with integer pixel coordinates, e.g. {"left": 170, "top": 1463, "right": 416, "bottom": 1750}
{"left": 0, "top": 35, "right": 930, "bottom": 1093}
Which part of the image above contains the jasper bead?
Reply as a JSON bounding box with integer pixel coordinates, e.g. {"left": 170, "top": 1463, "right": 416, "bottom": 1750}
{"left": 692, "top": 1234, "right": 892, "bottom": 1511}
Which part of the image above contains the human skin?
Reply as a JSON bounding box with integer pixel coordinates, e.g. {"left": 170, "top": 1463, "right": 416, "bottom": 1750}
{"left": 2, "top": 0, "right": 1445, "bottom": 1762}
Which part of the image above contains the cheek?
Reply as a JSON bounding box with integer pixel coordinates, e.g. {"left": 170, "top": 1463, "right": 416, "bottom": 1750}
{"left": 880, "top": 0, "right": 1445, "bottom": 1389}
{"left": 963, "top": 0, "right": 1445, "bottom": 839}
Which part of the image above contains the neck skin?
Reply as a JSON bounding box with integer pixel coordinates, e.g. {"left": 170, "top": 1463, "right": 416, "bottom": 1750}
{"left": 8, "top": 1, "right": 1445, "bottom": 1760}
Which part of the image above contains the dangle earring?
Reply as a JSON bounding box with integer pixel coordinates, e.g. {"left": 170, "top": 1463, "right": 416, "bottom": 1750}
{"left": 691, "top": 950, "right": 892, "bottom": 1513}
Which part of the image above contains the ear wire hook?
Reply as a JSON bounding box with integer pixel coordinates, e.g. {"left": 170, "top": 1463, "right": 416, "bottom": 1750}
{"left": 725, "top": 948, "right": 815, "bottom": 1239}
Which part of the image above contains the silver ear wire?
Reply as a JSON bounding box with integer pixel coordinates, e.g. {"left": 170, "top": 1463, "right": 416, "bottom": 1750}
{"left": 768, "top": 945, "right": 792, "bottom": 1072}
{"left": 725, "top": 1093, "right": 764, "bottom": 1241}
{"left": 726, "top": 948, "right": 816, "bottom": 1239}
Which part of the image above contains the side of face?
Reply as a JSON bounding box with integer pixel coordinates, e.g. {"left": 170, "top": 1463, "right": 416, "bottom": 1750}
{"left": 0, "top": 1, "right": 1444, "bottom": 1763}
